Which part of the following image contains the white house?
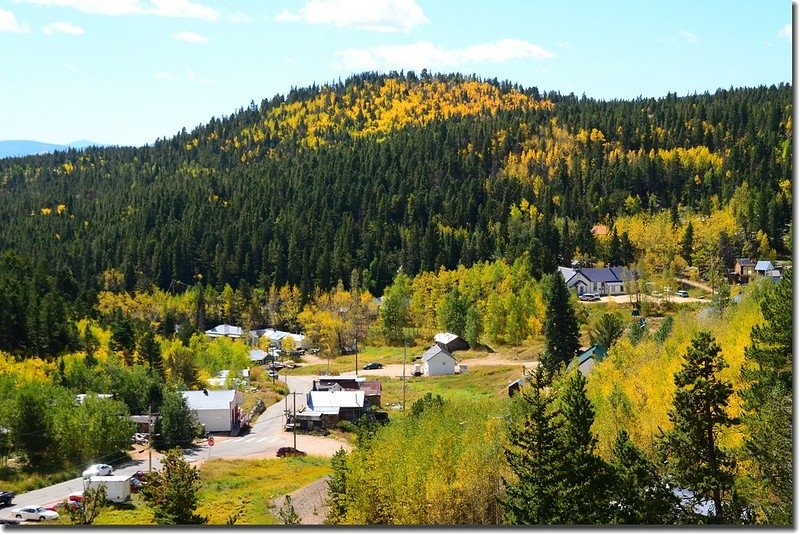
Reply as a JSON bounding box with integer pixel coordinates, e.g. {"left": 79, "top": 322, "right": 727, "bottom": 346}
{"left": 421, "top": 345, "right": 457, "bottom": 376}
{"left": 205, "top": 324, "right": 244, "bottom": 339}
{"left": 306, "top": 390, "right": 365, "bottom": 421}
{"left": 181, "top": 389, "right": 244, "bottom": 433}
{"left": 558, "top": 266, "right": 632, "bottom": 296}
{"left": 250, "top": 328, "right": 310, "bottom": 350}
{"left": 754, "top": 260, "right": 775, "bottom": 276}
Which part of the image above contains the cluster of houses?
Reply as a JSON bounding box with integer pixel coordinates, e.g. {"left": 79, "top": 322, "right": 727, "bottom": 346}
{"left": 204, "top": 323, "right": 309, "bottom": 351}
{"left": 732, "top": 258, "right": 784, "bottom": 284}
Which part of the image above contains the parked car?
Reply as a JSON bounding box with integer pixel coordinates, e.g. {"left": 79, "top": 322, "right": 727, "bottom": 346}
{"left": 82, "top": 463, "right": 112, "bottom": 479}
{"left": 0, "top": 489, "right": 14, "bottom": 506}
{"left": 363, "top": 362, "right": 383, "bottom": 370}
{"left": 579, "top": 293, "right": 600, "bottom": 301}
{"left": 132, "top": 470, "right": 153, "bottom": 482}
{"left": 131, "top": 432, "right": 149, "bottom": 445}
{"left": 68, "top": 492, "right": 83, "bottom": 503}
{"left": 10, "top": 505, "right": 59, "bottom": 522}
{"left": 267, "top": 370, "right": 279, "bottom": 379}
{"left": 276, "top": 447, "right": 306, "bottom": 458}
{"left": 47, "top": 500, "right": 80, "bottom": 512}
{"left": 676, "top": 290, "right": 689, "bottom": 298}
{"left": 309, "top": 348, "right": 320, "bottom": 354}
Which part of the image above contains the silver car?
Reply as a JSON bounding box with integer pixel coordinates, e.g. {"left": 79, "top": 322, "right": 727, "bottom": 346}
{"left": 10, "top": 505, "right": 59, "bottom": 522}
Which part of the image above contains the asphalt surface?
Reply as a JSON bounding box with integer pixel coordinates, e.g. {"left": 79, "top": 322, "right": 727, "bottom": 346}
{"left": 0, "top": 375, "right": 326, "bottom": 521}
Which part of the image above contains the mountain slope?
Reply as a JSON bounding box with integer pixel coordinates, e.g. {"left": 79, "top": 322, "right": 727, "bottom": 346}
{"left": 0, "top": 73, "right": 791, "bottom": 298}
{"left": 0, "top": 139, "right": 103, "bottom": 158}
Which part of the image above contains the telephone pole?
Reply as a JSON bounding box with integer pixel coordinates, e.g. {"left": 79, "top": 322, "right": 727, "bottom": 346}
{"left": 402, "top": 335, "right": 407, "bottom": 412}
{"left": 148, "top": 403, "right": 152, "bottom": 472}
{"left": 292, "top": 392, "right": 297, "bottom": 450}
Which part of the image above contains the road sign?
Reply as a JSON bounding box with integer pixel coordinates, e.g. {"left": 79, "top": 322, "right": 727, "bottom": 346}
{"left": 208, "top": 437, "right": 215, "bottom": 447}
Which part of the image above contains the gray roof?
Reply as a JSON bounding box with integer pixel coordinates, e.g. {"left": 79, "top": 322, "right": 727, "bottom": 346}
{"left": 249, "top": 349, "right": 267, "bottom": 362}
{"left": 736, "top": 258, "right": 756, "bottom": 267}
{"left": 422, "top": 345, "right": 455, "bottom": 363}
{"left": 205, "top": 324, "right": 243, "bottom": 337}
{"left": 181, "top": 389, "right": 239, "bottom": 411}
{"left": 755, "top": 260, "right": 774, "bottom": 271}
{"left": 579, "top": 267, "right": 627, "bottom": 283}
{"left": 434, "top": 332, "right": 462, "bottom": 345}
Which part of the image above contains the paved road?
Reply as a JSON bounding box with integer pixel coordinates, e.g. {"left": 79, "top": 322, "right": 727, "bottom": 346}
{"left": 0, "top": 375, "right": 337, "bottom": 521}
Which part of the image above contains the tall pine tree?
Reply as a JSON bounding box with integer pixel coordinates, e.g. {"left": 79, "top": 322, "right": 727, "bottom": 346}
{"left": 541, "top": 274, "right": 580, "bottom": 374}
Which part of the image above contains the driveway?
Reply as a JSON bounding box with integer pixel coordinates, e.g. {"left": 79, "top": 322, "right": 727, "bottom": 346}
{"left": 2, "top": 375, "right": 349, "bottom": 520}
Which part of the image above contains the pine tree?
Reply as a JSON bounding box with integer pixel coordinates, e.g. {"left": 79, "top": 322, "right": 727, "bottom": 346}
{"left": 739, "top": 271, "right": 792, "bottom": 524}
{"left": 138, "top": 330, "right": 164, "bottom": 379}
{"left": 658, "top": 332, "right": 739, "bottom": 523}
{"left": 608, "top": 227, "right": 621, "bottom": 266}
{"left": 541, "top": 274, "right": 580, "bottom": 374}
{"left": 325, "top": 448, "right": 349, "bottom": 524}
{"left": 502, "top": 366, "right": 563, "bottom": 524}
{"left": 681, "top": 222, "right": 694, "bottom": 266}
{"left": 555, "top": 371, "right": 614, "bottom": 524}
{"left": 588, "top": 313, "right": 625, "bottom": 349}
{"left": 609, "top": 430, "right": 680, "bottom": 524}
{"left": 141, "top": 448, "right": 207, "bottom": 525}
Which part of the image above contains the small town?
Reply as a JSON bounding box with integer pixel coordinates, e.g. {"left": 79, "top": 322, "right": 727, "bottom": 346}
{"left": 0, "top": 0, "right": 791, "bottom": 527}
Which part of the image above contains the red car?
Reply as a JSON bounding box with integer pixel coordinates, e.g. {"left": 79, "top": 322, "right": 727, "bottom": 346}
{"left": 46, "top": 500, "right": 80, "bottom": 512}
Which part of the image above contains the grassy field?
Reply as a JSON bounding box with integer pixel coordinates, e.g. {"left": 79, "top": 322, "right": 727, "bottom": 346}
{"left": 89, "top": 456, "right": 331, "bottom": 526}
{"left": 378, "top": 365, "right": 521, "bottom": 410}
{"left": 0, "top": 464, "right": 81, "bottom": 495}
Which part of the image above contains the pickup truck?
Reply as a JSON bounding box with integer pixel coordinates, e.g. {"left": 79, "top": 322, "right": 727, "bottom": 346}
{"left": 0, "top": 489, "right": 15, "bottom": 506}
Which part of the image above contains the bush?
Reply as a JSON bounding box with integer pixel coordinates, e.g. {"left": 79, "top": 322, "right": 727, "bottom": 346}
{"left": 337, "top": 421, "right": 358, "bottom": 433}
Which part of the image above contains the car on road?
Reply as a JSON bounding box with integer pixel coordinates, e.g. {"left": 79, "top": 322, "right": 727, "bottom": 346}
{"left": 579, "top": 293, "right": 600, "bottom": 301}
{"left": 363, "top": 362, "right": 383, "bottom": 370}
{"left": 276, "top": 447, "right": 306, "bottom": 458}
{"left": 10, "top": 505, "right": 59, "bottom": 522}
{"left": 82, "top": 463, "right": 113, "bottom": 479}
{"left": 0, "top": 489, "right": 14, "bottom": 506}
{"left": 676, "top": 289, "right": 689, "bottom": 298}
{"left": 68, "top": 492, "right": 83, "bottom": 503}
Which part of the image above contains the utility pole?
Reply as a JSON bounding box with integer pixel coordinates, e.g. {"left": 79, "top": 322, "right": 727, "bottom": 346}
{"left": 292, "top": 392, "right": 297, "bottom": 450}
{"left": 148, "top": 403, "right": 152, "bottom": 472}
{"left": 402, "top": 334, "right": 407, "bottom": 412}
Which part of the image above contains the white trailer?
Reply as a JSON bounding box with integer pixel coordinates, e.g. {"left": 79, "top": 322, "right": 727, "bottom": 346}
{"left": 88, "top": 475, "right": 131, "bottom": 503}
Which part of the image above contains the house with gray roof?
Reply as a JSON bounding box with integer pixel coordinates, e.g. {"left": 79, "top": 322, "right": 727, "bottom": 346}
{"left": 421, "top": 345, "right": 457, "bottom": 376}
{"left": 558, "top": 266, "right": 632, "bottom": 296}
{"left": 754, "top": 260, "right": 775, "bottom": 276}
{"left": 205, "top": 324, "right": 244, "bottom": 339}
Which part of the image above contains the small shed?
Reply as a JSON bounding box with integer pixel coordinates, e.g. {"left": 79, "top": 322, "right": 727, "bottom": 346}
{"left": 754, "top": 260, "right": 775, "bottom": 276}
{"left": 568, "top": 345, "right": 608, "bottom": 377}
{"left": 181, "top": 389, "right": 244, "bottom": 433}
{"left": 421, "top": 345, "right": 457, "bottom": 376}
{"left": 733, "top": 258, "right": 755, "bottom": 278}
{"left": 434, "top": 332, "right": 470, "bottom": 352}
{"left": 248, "top": 349, "right": 268, "bottom": 365}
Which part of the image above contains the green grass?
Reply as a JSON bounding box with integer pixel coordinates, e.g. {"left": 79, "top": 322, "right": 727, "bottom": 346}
{"left": 91, "top": 456, "right": 331, "bottom": 525}
{"left": 0, "top": 464, "right": 81, "bottom": 494}
{"left": 378, "top": 365, "right": 521, "bottom": 410}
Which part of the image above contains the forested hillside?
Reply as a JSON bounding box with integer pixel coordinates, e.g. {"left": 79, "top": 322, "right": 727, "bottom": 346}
{"left": 0, "top": 73, "right": 791, "bottom": 305}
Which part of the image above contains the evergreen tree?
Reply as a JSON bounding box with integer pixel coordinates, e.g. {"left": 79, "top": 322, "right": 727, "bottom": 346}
{"left": 739, "top": 272, "right": 792, "bottom": 524}
{"left": 141, "top": 448, "right": 207, "bottom": 525}
{"left": 609, "top": 430, "right": 680, "bottom": 524}
{"left": 588, "top": 313, "right": 625, "bottom": 349}
{"left": 556, "top": 371, "right": 614, "bottom": 524}
{"left": 608, "top": 227, "right": 622, "bottom": 266}
{"left": 109, "top": 311, "right": 137, "bottom": 365}
{"left": 138, "top": 330, "right": 164, "bottom": 378}
{"left": 658, "top": 332, "right": 739, "bottom": 523}
{"left": 502, "top": 366, "right": 563, "bottom": 524}
{"left": 681, "top": 222, "right": 694, "bottom": 266}
{"left": 541, "top": 274, "right": 580, "bottom": 374}
{"left": 325, "top": 448, "right": 349, "bottom": 524}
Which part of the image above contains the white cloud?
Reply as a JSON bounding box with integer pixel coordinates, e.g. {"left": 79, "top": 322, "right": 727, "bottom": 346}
{"left": 778, "top": 23, "right": 791, "bottom": 39}
{"left": 227, "top": 11, "right": 252, "bottom": 23}
{"left": 334, "top": 39, "right": 554, "bottom": 71}
{"left": 173, "top": 30, "right": 208, "bottom": 43}
{"left": 678, "top": 30, "right": 699, "bottom": 43}
{"left": 275, "top": 0, "right": 428, "bottom": 33}
{"left": 0, "top": 8, "right": 29, "bottom": 32}
{"left": 43, "top": 21, "right": 84, "bottom": 34}
{"left": 15, "top": 0, "right": 219, "bottom": 21}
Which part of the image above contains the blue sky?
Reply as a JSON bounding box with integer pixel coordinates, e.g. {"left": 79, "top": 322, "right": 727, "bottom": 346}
{"left": 0, "top": 0, "right": 792, "bottom": 146}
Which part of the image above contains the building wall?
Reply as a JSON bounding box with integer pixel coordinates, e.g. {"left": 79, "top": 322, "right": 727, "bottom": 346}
{"left": 193, "top": 408, "right": 232, "bottom": 432}
{"left": 424, "top": 354, "right": 456, "bottom": 376}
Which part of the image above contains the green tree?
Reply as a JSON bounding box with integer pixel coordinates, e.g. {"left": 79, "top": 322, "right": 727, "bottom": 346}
{"left": 609, "top": 430, "right": 680, "bottom": 524}
{"left": 156, "top": 390, "right": 199, "bottom": 449}
{"left": 658, "top": 332, "right": 739, "bottom": 523}
{"left": 463, "top": 305, "right": 483, "bottom": 348}
{"left": 12, "top": 383, "right": 58, "bottom": 465}
{"left": 325, "top": 448, "right": 349, "bottom": 524}
{"left": 69, "top": 482, "right": 106, "bottom": 525}
{"left": 138, "top": 330, "right": 164, "bottom": 378}
{"left": 110, "top": 312, "right": 137, "bottom": 365}
{"left": 681, "top": 222, "right": 694, "bottom": 266}
{"left": 410, "top": 392, "right": 445, "bottom": 418}
{"left": 739, "top": 272, "right": 792, "bottom": 524}
{"left": 278, "top": 495, "right": 301, "bottom": 525}
{"left": 588, "top": 313, "right": 625, "bottom": 349}
{"left": 437, "top": 287, "right": 468, "bottom": 336}
{"left": 379, "top": 273, "right": 411, "bottom": 344}
{"left": 556, "top": 371, "right": 614, "bottom": 524}
{"left": 141, "top": 448, "right": 207, "bottom": 525}
{"left": 502, "top": 366, "right": 563, "bottom": 524}
{"left": 541, "top": 274, "right": 580, "bottom": 374}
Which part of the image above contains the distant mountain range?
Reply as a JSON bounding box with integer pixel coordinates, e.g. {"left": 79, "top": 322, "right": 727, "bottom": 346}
{"left": 0, "top": 139, "right": 102, "bottom": 159}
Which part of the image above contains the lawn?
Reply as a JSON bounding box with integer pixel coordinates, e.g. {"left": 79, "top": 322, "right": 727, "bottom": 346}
{"left": 378, "top": 365, "right": 520, "bottom": 411}
{"left": 91, "top": 456, "right": 331, "bottom": 525}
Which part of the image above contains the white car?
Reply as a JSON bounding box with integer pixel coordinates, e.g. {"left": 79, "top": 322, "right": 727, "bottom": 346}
{"left": 10, "top": 505, "right": 59, "bottom": 522}
{"left": 82, "top": 463, "right": 113, "bottom": 478}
